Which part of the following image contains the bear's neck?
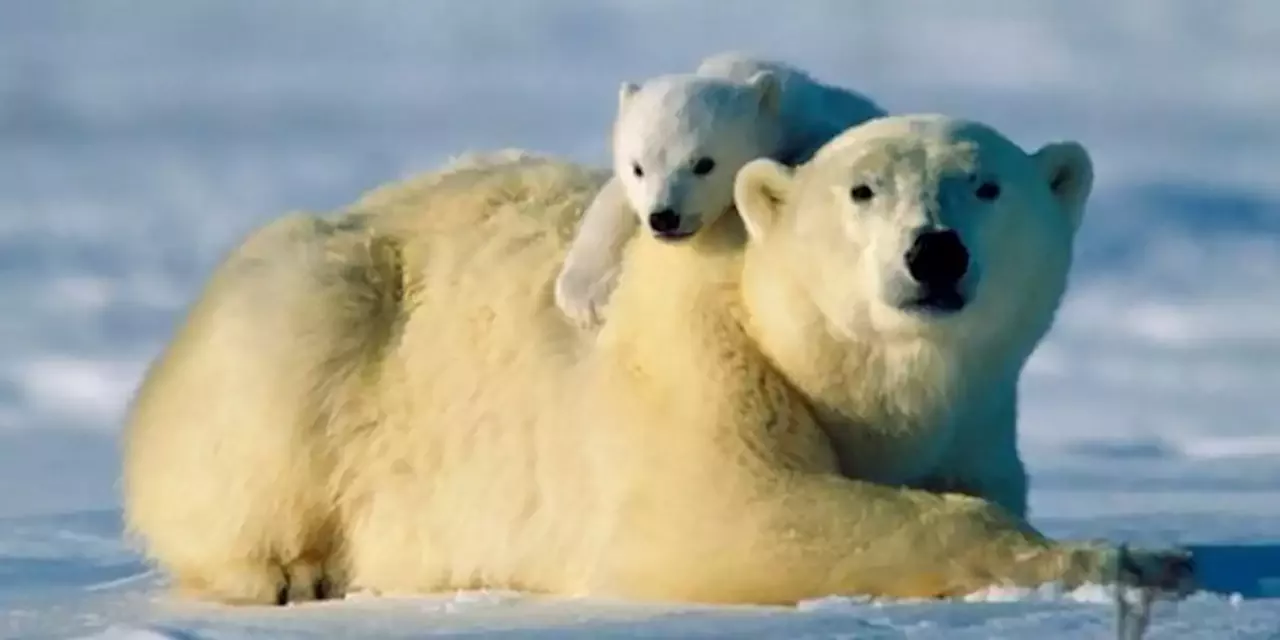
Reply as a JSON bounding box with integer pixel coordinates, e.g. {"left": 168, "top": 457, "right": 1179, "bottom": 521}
{"left": 602, "top": 213, "right": 749, "bottom": 336}
{"left": 596, "top": 213, "right": 759, "bottom": 378}
{"left": 599, "top": 215, "right": 1010, "bottom": 479}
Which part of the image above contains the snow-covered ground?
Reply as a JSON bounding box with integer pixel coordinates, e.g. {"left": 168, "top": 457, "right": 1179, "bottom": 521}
{"left": 2, "top": 1, "right": 1279, "bottom": 637}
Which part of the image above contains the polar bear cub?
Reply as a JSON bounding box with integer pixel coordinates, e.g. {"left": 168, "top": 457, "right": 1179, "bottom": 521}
{"left": 553, "top": 53, "right": 887, "bottom": 328}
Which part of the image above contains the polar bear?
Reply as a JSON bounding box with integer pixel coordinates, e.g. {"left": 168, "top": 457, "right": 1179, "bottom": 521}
{"left": 121, "top": 114, "right": 1194, "bottom": 607}
{"left": 695, "top": 51, "right": 891, "bottom": 163}
{"left": 553, "top": 53, "right": 887, "bottom": 328}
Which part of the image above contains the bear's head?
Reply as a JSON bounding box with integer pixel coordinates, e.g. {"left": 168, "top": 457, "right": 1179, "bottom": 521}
{"left": 734, "top": 113, "right": 1093, "bottom": 367}
{"left": 612, "top": 72, "right": 784, "bottom": 242}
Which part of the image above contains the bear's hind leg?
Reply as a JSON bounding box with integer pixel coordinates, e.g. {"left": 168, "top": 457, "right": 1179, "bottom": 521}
{"left": 171, "top": 554, "right": 344, "bottom": 606}
{"left": 281, "top": 552, "right": 348, "bottom": 603}
{"left": 171, "top": 558, "right": 289, "bottom": 606}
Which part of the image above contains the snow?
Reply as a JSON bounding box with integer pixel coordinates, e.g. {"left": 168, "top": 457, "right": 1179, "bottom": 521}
{"left": 2, "top": 0, "right": 1279, "bottom": 637}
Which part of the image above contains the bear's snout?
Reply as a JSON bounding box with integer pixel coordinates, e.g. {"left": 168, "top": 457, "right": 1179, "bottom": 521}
{"left": 904, "top": 229, "right": 969, "bottom": 289}
{"left": 647, "top": 208, "right": 695, "bottom": 240}
{"left": 648, "top": 208, "right": 681, "bottom": 233}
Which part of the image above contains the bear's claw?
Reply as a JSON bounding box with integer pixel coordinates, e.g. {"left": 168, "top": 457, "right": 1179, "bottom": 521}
{"left": 1114, "top": 543, "right": 1197, "bottom": 597}
{"left": 1111, "top": 544, "right": 1197, "bottom": 640}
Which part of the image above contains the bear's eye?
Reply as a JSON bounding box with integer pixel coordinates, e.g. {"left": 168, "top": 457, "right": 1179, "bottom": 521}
{"left": 691, "top": 157, "right": 716, "bottom": 176}
{"left": 632, "top": 162, "right": 644, "bottom": 178}
{"left": 850, "top": 184, "right": 875, "bottom": 203}
{"left": 975, "top": 181, "right": 1001, "bottom": 201}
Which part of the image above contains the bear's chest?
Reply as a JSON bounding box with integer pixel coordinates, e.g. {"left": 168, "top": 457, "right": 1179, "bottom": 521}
{"left": 809, "top": 387, "right": 962, "bottom": 486}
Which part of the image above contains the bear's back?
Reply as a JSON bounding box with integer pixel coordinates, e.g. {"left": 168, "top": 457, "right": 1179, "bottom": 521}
{"left": 346, "top": 155, "right": 612, "bottom": 404}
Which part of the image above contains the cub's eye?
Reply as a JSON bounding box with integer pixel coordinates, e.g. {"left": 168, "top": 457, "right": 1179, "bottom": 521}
{"left": 975, "top": 180, "right": 1001, "bottom": 201}
{"left": 632, "top": 162, "right": 644, "bottom": 178}
{"left": 691, "top": 157, "right": 716, "bottom": 176}
{"left": 850, "top": 184, "right": 875, "bottom": 202}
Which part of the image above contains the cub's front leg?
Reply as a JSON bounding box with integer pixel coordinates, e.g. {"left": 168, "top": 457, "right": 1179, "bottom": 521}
{"left": 554, "top": 177, "right": 638, "bottom": 329}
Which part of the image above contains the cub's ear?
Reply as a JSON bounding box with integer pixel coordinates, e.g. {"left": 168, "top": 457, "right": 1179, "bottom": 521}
{"left": 735, "top": 158, "right": 793, "bottom": 242}
{"left": 744, "top": 70, "right": 783, "bottom": 117}
{"left": 618, "top": 81, "right": 641, "bottom": 111}
{"left": 1032, "top": 141, "right": 1094, "bottom": 232}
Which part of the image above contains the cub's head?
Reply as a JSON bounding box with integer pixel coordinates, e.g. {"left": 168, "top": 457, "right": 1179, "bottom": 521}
{"left": 735, "top": 113, "right": 1094, "bottom": 353}
{"left": 612, "top": 72, "right": 784, "bottom": 241}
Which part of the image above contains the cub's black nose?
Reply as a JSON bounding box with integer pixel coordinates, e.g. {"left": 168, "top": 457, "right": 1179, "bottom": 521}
{"left": 648, "top": 208, "right": 681, "bottom": 234}
{"left": 905, "top": 229, "right": 969, "bottom": 288}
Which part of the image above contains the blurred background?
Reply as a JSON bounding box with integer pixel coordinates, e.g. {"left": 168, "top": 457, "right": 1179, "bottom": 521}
{"left": 2, "top": 1, "right": 1278, "bottom": 527}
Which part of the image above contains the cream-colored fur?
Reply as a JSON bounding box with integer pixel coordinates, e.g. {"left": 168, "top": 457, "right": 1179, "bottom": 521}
{"left": 122, "top": 116, "right": 1189, "bottom": 607}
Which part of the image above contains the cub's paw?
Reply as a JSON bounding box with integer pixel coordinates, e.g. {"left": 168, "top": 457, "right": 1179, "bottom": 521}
{"left": 553, "top": 267, "right": 617, "bottom": 330}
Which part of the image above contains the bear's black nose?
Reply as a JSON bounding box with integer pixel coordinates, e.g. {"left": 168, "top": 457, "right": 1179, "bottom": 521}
{"left": 648, "top": 208, "right": 681, "bottom": 234}
{"left": 905, "top": 229, "right": 969, "bottom": 288}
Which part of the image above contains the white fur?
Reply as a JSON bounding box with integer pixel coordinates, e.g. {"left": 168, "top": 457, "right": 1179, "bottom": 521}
{"left": 122, "top": 116, "right": 1195, "bottom": 607}
{"left": 695, "top": 52, "right": 888, "bottom": 164}
{"left": 554, "top": 53, "right": 887, "bottom": 329}
{"left": 734, "top": 113, "right": 1096, "bottom": 517}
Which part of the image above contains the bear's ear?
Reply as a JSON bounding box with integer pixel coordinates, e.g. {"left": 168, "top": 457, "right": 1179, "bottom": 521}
{"left": 735, "top": 157, "right": 793, "bottom": 242}
{"left": 745, "top": 70, "right": 783, "bottom": 117}
{"left": 1032, "top": 141, "right": 1094, "bottom": 232}
{"left": 618, "top": 81, "right": 641, "bottom": 111}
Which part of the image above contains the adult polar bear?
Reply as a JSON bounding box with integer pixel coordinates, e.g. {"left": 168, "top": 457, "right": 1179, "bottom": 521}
{"left": 122, "top": 114, "right": 1194, "bottom": 606}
